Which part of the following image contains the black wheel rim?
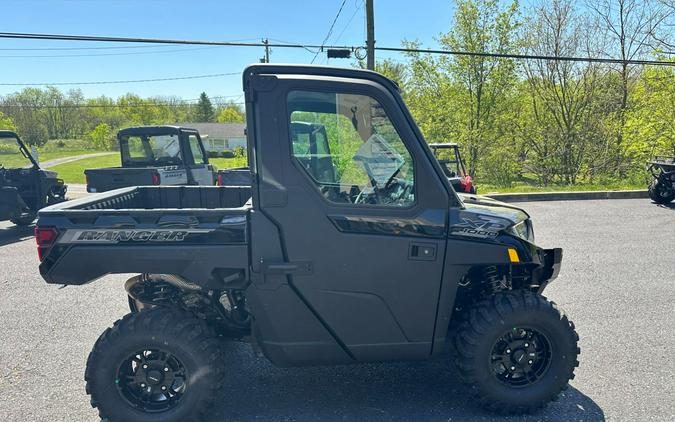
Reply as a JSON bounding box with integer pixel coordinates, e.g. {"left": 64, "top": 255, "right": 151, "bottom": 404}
{"left": 115, "top": 349, "right": 188, "bottom": 413}
{"left": 489, "top": 327, "right": 552, "bottom": 388}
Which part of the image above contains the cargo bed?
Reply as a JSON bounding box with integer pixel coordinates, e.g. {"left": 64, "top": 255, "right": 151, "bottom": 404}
{"left": 37, "top": 185, "right": 252, "bottom": 286}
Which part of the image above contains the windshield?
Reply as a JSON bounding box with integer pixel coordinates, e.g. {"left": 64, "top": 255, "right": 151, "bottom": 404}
{"left": 0, "top": 137, "right": 33, "bottom": 168}
{"left": 432, "top": 146, "right": 464, "bottom": 178}
{"left": 120, "top": 134, "right": 183, "bottom": 167}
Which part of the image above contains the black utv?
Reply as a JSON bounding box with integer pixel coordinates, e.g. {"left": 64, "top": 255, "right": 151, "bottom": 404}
{"left": 647, "top": 156, "right": 675, "bottom": 204}
{"left": 35, "top": 65, "right": 578, "bottom": 421}
{"left": 0, "top": 131, "right": 66, "bottom": 226}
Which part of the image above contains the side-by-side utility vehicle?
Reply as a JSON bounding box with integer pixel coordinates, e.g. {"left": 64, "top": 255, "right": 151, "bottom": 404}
{"left": 647, "top": 156, "right": 675, "bottom": 204}
{"left": 0, "top": 130, "right": 66, "bottom": 226}
{"left": 430, "top": 142, "right": 476, "bottom": 194}
{"left": 35, "top": 65, "right": 578, "bottom": 421}
{"left": 84, "top": 126, "right": 216, "bottom": 193}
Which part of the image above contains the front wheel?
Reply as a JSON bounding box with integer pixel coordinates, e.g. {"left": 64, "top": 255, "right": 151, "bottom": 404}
{"left": 85, "top": 308, "right": 224, "bottom": 422}
{"left": 648, "top": 179, "right": 675, "bottom": 204}
{"left": 454, "top": 291, "right": 579, "bottom": 414}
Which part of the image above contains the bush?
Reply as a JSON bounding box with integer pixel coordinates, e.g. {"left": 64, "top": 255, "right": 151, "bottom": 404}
{"left": 85, "top": 123, "right": 116, "bottom": 150}
{"left": 233, "top": 146, "right": 246, "bottom": 157}
{"left": 0, "top": 144, "right": 17, "bottom": 154}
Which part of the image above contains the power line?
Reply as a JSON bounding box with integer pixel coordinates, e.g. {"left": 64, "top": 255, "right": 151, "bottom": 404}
{"left": 376, "top": 46, "right": 675, "bottom": 67}
{"left": 0, "top": 31, "right": 674, "bottom": 66}
{"left": 0, "top": 100, "right": 245, "bottom": 109}
{"left": 0, "top": 73, "right": 240, "bottom": 86}
{"left": 333, "top": 1, "right": 364, "bottom": 44}
{"left": 0, "top": 44, "right": 180, "bottom": 51}
{"left": 313, "top": 0, "right": 348, "bottom": 64}
{"left": 0, "top": 46, "right": 220, "bottom": 58}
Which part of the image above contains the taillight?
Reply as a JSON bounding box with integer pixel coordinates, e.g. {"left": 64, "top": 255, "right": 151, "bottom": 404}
{"left": 462, "top": 175, "right": 474, "bottom": 193}
{"left": 216, "top": 173, "right": 223, "bottom": 186}
{"left": 151, "top": 172, "right": 160, "bottom": 185}
{"left": 35, "top": 226, "right": 58, "bottom": 261}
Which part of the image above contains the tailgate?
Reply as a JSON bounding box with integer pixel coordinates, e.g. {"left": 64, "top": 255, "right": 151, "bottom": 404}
{"left": 85, "top": 168, "right": 160, "bottom": 192}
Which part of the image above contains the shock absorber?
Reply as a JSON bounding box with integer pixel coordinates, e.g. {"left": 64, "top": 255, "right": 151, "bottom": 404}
{"left": 482, "top": 266, "right": 510, "bottom": 293}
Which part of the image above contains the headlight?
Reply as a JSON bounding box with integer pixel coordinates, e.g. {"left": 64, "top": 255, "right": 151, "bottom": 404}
{"left": 510, "top": 219, "right": 535, "bottom": 243}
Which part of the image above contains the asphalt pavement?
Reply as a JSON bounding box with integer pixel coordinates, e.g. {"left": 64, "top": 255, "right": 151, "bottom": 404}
{"left": 0, "top": 198, "right": 673, "bottom": 421}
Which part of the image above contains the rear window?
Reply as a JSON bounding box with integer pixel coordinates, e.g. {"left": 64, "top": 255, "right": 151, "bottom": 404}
{"left": 121, "top": 135, "right": 183, "bottom": 167}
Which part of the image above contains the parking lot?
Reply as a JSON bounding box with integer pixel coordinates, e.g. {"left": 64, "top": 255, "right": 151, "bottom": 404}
{"left": 0, "top": 198, "right": 673, "bottom": 421}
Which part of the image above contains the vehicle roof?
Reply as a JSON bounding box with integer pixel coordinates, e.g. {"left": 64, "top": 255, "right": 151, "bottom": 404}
{"left": 429, "top": 143, "right": 459, "bottom": 148}
{"left": 243, "top": 63, "right": 400, "bottom": 93}
{"left": 0, "top": 130, "right": 20, "bottom": 139}
{"left": 117, "top": 125, "right": 199, "bottom": 137}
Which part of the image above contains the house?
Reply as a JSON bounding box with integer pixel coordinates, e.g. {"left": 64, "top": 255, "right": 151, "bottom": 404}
{"left": 178, "top": 123, "right": 246, "bottom": 151}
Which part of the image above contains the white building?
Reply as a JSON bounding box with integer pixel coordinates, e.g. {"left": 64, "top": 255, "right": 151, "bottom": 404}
{"left": 179, "top": 123, "right": 246, "bottom": 151}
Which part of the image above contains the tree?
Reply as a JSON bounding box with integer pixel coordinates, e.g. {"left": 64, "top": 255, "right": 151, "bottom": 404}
{"left": 20, "top": 122, "right": 49, "bottom": 147}
{"left": 195, "top": 92, "right": 215, "bottom": 122}
{"left": 588, "top": 0, "right": 672, "bottom": 170}
{"left": 404, "top": 0, "right": 521, "bottom": 183}
{"left": 0, "top": 111, "right": 16, "bottom": 131}
{"left": 216, "top": 105, "right": 245, "bottom": 123}
{"left": 521, "top": 0, "right": 606, "bottom": 184}
{"left": 85, "top": 123, "right": 115, "bottom": 150}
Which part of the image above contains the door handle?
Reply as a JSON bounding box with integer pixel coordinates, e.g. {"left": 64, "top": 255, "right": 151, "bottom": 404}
{"left": 409, "top": 242, "right": 437, "bottom": 261}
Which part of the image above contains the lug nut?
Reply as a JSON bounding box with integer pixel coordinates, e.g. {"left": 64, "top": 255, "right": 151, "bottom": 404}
{"left": 505, "top": 349, "right": 511, "bottom": 354}
{"left": 510, "top": 366, "right": 516, "bottom": 371}
{"left": 142, "top": 364, "right": 148, "bottom": 369}
{"left": 161, "top": 386, "right": 167, "bottom": 391}
{"left": 524, "top": 343, "right": 529, "bottom": 347}
{"left": 140, "top": 383, "right": 146, "bottom": 388}
{"left": 164, "top": 367, "right": 169, "bottom": 372}
{"left": 528, "top": 360, "right": 533, "bottom": 364}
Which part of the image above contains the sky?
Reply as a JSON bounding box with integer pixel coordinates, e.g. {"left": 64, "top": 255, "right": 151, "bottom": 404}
{"left": 0, "top": 0, "right": 457, "bottom": 101}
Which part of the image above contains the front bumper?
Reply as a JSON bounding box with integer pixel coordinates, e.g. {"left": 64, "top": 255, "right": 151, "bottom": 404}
{"left": 536, "top": 247, "right": 563, "bottom": 292}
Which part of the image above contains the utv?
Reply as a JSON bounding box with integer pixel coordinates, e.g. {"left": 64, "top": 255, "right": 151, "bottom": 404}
{"left": 647, "top": 156, "right": 675, "bottom": 204}
{"left": 0, "top": 131, "right": 66, "bottom": 226}
{"left": 429, "top": 142, "right": 476, "bottom": 194}
{"left": 35, "top": 65, "right": 578, "bottom": 421}
{"left": 84, "top": 126, "right": 216, "bottom": 193}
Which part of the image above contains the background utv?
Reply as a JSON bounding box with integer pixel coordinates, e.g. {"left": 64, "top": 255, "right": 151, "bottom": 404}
{"left": 36, "top": 65, "right": 579, "bottom": 422}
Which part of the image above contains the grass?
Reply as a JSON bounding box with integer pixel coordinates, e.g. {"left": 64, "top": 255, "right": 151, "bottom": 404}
{"left": 0, "top": 149, "right": 103, "bottom": 168}
{"left": 209, "top": 156, "right": 247, "bottom": 169}
{"left": 480, "top": 181, "right": 647, "bottom": 194}
{"left": 49, "top": 155, "right": 121, "bottom": 184}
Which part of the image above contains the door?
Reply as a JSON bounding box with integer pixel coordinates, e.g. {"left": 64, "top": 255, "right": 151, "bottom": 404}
{"left": 185, "top": 133, "right": 214, "bottom": 185}
{"left": 251, "top": 72, "right": 451, "bottom": 361}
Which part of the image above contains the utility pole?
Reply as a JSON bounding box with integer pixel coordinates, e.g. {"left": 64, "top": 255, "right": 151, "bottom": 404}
{"left": 261, "top": 38, "right": 270, "bottom": 63}
{"left": 366, "top": 0, "right": 375, "bottom": 70}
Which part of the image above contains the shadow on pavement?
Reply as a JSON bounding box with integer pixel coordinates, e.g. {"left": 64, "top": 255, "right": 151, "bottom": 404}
{"left": 213, "top": 343, "right": 604, "bottom": 422}
{"left": 656, "top": 202, "right": 675, "bottom": 210}
{"left": 0, "top": 223, "right": 34, "bottom": 247}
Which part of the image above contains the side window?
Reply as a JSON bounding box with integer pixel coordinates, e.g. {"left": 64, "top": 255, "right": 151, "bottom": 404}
{"left": 188, "top": 135, "right": 206, "bottom": 164}
{"left": 288, "top": 90, "right": 415, "bottom": 207}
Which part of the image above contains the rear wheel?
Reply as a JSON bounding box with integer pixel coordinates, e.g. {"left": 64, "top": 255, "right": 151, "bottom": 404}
{"left": 85, "top": 308, "right": 224, "bottom": 422}
{"left": 454, "top": 291, "right": 579, "bottom": 414}
{"left": 648, "top": 179, "right": 675, "bottom": 204}
{"left": 10, "top": 211, "right": 36, "bottom": 226}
